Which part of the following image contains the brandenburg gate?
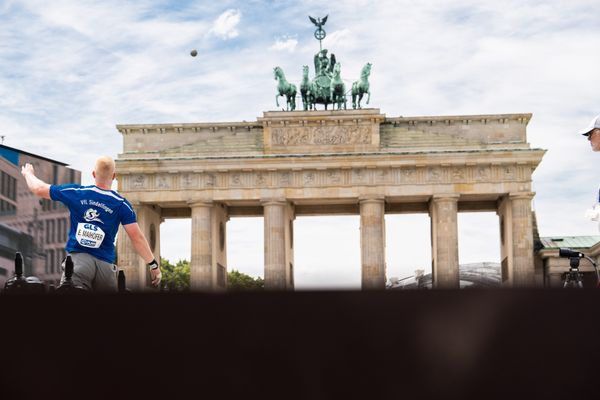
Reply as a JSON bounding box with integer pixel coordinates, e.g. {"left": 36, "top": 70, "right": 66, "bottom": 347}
{"left": 115, "top": 109, "right": 544, "bottom": 290}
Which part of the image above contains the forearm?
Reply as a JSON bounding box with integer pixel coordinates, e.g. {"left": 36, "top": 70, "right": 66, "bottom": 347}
{"left": 123, "top": 222, "right": 161, "bottom": 287}
{"left": 130, "top": 234, "right": 155, "bottom": 264}
{"left": 25, "top": 173, "right": 50, "bottom": 196}
{"left": 23, "top": 170, "right": 50, "bottom": 199}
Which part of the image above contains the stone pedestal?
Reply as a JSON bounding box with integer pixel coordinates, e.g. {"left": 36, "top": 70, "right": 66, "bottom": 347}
{"left": 263, "top": 200, "right": 294, "bottom": 290}
{"left": 117, "top": 203, "right": 161, "bottom": 291}
{"left": 360, "top": 198, "right": 386, "bottom": 289}
{"left": 430, "top": 195, "right": 460, "bottom": 288}
{"left": 190, "top": 201, "right": 228, "bottom": 291}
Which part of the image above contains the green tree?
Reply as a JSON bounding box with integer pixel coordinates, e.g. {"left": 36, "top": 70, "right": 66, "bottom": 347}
{"left": 159, "top": 258, "right": 264, "bottom": 291}
{"left": 228, "top": 270, "right": 264, "bottom": 291}
{"left": 160, "top": 258, "right": 190, "bottom": 292}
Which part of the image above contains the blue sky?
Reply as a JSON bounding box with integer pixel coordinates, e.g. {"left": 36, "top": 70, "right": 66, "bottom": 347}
{"left": 2, "top": 0, "right": 600, "bottom": 288}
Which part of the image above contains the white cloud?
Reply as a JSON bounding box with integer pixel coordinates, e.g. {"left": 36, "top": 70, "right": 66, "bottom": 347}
{"left": 269, "top": 37, "right": 298, "bottom": 52}
{"left": 210, "top": 9, "right": 241, "bottom": 39}
{"left": 322, "top": 29, "right": 351, "bottom": 48}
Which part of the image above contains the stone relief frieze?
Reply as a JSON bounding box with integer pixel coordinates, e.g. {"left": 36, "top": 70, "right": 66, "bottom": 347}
{"left": 327, "top": 170, "right": 342, "bottom": 184}
{"left": 203, "top": 173, "right": 216, "bottom": 188}
{"left": 503, "top": 166, "right": 515, "bottom": 180}
{"left": 374, "top": 169, "right": 391, "bottom": 185}
{"left": 132, "top": 175, "right": 146, "bottom": 190}
{"left": 124, "top": 164, "right": 528, "bottom": 193}
{"left": 230, "top": 173, "right": 242, "bottom": 187}
{"left": 452, "top": 167, "right": 466, "bottom": 181}
{"left": 352, "top": 169, "right": 368, "bottom": 185}
{"left": 255, "top": 173, "right": 267, "bottom": 186}
{"left": 476, "top": 166, "right": 491, "bottom": 181}
{"left": 271, "top": 125, "right": 371, "bottom": 146}
{"left": 428, "top": 168, "right": 442, "bottom": 182}
{"left": 402, "top": 168, "right": 417, "bottom": 184}
{"left": 181, "top": 173, "right": 198, "bottom": 189}
{"left": 279, "top": 172, "right": 292, "bottom": 186}
{"left": 303, "top": 171, "right": 316, "bottom": 186}
{"left": 156, "top": 175, "right": 170, "bottom": 189}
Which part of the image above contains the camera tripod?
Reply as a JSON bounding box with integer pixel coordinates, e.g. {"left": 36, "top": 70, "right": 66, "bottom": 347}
{"left": 563, "top": 257, "right": 585, "bottom": 288}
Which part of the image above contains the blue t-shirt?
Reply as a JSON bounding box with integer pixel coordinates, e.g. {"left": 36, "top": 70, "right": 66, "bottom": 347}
{"left": 50, "top": 184, "right": 137, "bottom": 263}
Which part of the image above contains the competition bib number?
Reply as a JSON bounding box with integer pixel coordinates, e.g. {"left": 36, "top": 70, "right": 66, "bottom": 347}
{"left": 76, "top": 223, "right": 105, "bottom": 249}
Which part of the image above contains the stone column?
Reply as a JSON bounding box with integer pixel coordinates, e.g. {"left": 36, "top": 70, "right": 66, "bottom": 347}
{"left": 429, "top": 194, "right": 460, "bottom": 289}
{"left": 499, "top": 192, "right": 535, "bottom": 287}
{"left": 117, "top": 203, "right": 161, "bottom": 291}
{"left": 189, "top": 201, "right": 228, "bottom": 291}
{"left": 190, "top": 201, "right": 214, "bottom": 291}
{"left": 215, "top": 205, "right": 229, "bottom": 289}
{"left": 263, "top": 200, "right": 294, "bottom": 290}
{"left": 117, "top": 221, "right": 138, "bottom": 288}
{"left": 285, "top": 204, "right": 295, "bottom": 289}
{"left": 360, "top": 197, "right": 386, "bottom": 289}
{"left": 497, "top": 198, "right": 511, "bottom": 285}
{"left": 510, "top": 193, "right": 535, "bottom": 286}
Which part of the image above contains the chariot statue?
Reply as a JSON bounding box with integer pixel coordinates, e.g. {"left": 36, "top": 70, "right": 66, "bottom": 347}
{"left": 273, "top": 15, "right": 372, "bottom": 111}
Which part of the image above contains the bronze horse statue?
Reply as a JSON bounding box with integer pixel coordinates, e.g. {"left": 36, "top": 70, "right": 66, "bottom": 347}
{"left": 351, "top": 63, "right": 372, "bottom": 109}
{"left": 330, "top": 63, "right": 346, "bottom": 110}
{"left": 300, "top": 65, "right": 312, "bottom": 111}
{"left": 274, "top": 66, "right": 297, "bottom": 111}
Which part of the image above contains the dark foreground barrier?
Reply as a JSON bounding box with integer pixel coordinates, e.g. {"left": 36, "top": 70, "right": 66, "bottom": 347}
{"left": 1, "top": 289, "right": 599, "bottom": 399}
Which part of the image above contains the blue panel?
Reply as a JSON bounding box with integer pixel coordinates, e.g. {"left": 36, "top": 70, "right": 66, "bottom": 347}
{"left": 0, "top": 148, "right": 20, "bottom": 166}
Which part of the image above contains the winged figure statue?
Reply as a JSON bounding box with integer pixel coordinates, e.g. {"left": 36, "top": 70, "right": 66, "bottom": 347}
{"left": 308, "top": 15, "right": 328, "bottom": 28}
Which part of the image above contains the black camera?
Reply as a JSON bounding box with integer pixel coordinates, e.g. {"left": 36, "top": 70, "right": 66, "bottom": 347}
{"left": 559, "top": 248, "right": 584, "bottom": 258}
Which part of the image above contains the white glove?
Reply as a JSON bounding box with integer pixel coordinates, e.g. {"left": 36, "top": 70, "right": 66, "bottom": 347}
{"left": 585, "top": 203, "right": 600, "bottom": 221}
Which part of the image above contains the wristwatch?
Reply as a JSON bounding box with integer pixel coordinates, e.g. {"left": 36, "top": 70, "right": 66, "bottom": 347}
{"left": 148, "top": 259, "right": 159, "bottom": 270}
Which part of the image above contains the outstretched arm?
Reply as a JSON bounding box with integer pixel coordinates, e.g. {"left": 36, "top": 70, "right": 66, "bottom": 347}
{"left": 123, "top": 222, "right": 162, "bottom": 287}
{"left": 21, "top": 163, "right": 51, "bottom": 199}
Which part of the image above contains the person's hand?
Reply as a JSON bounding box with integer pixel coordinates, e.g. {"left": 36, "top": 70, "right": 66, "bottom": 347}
{"left": 21, "top": 163, "right": 34, "bottom": 177}
{"left": 151, "top": 267, "right": 162, "bottom": 288}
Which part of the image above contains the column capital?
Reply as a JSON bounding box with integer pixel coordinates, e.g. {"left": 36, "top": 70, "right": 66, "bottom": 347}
{"left": 508, "top": 192, "right": 535, "bottom": 201}
{"left": 261, "top": 198, "right": 288, "bottom": 207}
{"left": 431, "top": 193, "right": 460, "bottom": 202}
{"left": 187, "top": 200, "right": 213, "bottom": 208}
{"left": 358, "top": 196, "right": 385, "bottom": 205}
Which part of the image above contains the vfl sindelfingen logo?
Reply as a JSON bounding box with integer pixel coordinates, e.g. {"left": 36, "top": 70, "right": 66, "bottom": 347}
{"left": 83, "top": 208, "right": 103, "bottom": 223}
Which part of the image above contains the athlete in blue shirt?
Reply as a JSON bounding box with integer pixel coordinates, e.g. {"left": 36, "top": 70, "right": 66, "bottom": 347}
{"left": 21, "top": 156, "right": 161, "bottom": 291}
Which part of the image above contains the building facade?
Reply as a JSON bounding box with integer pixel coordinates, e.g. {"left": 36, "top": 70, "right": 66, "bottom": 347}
{"left": 0, "top": 145, "right": 81, "bottom": 286}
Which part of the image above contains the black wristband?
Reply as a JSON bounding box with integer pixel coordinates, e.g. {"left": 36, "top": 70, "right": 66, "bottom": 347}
{"left": 147, "top": 259, "right": 159, "bottom": 270}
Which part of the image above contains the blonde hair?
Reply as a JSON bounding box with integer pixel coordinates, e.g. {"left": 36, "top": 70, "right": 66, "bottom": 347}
{"left": 94, "top": 156, "right": 115, "bottom": 183}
